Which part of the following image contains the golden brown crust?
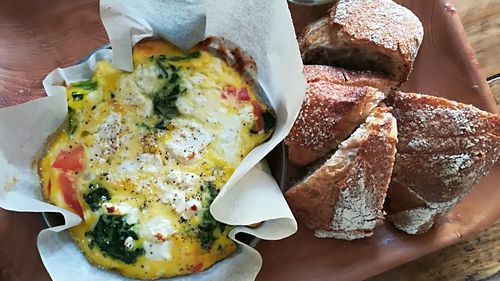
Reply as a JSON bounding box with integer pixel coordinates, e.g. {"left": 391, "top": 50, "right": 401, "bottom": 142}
{"left": 285, "top": 158, "right": 346, "bottom": 230}
{"left": 299, "top": 0, "right": 423, "bottom": 83}
{"left": 303, "top": 65, "right": 398, "bottom": 91}
{"left": 285, "top": 65, "right": 388, "bottom": 166}
{"left": 329, "top": 0, "right": 423, "bottom": 74}
{"left": 299, "top": 16, "right": 337, "bottom": 63}
{"left": 196, "top": 36, "right": 257, "bottom": 78}
{"left": 299, "top": 16, "right": 331, "bottom": 49}
{"left": 286, "top": 107, "right": 398, "bottom": 240}
{"left": 386, "top": 92, "right": 500, "bottom": 234}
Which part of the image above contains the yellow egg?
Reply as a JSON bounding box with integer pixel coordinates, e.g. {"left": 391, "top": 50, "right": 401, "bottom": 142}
{"left": 38, "top": 38, "right": 274, "bottom": 279}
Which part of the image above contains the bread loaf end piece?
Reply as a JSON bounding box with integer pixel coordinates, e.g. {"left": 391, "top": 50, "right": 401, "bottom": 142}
{"left": 299, "top": 0, "right": 423, "bottom": 83}
{"left": 386, "top": 91, "right": 500, "bottom": 234}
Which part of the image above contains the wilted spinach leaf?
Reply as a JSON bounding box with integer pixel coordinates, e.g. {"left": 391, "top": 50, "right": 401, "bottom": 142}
{"left": 71, "top": 79, "right": 97, "bottom": 91}
{"left": 86, "top": 215, "right": 144, "bottom": 264}
{"left": 84, "top": 184, "right": 111, "bottom": 211}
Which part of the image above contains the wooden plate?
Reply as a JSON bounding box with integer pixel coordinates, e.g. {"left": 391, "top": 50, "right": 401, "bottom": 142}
{"left": 0, "top": 1, "right": 498, "bottom": 281}
{"left": 255, "top": 1, "right": 499, "bottom": 281}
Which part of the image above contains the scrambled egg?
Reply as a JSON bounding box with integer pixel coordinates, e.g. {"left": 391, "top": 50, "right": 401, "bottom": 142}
{"left": 38, "top": 39, "right": 274, "bottom": 279}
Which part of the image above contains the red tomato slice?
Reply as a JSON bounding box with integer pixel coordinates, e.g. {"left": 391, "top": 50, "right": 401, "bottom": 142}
{"left": 225, "top": 86, "right": 236, "bottom": 96}
{"left": 252, "top": 101, "right": 265, "bottom": 132}
{"left": 237, "top": 88, "right": 250, "bottom": 101}
{"left": 221, "top": 86, "right": 237, "bottom": 100}
{"left": 189, "top": 263, "right": 203, "bottom": 273}
{"left": 58, "top": 173, "right": 84, "bottom": 218}
{"left": 52, "top": 145, "right": 84, "bottom": 172}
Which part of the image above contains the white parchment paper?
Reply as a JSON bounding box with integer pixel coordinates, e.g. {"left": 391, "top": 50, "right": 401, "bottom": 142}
{"left": 0, "top": 0, "right": 306, "bottom": 280}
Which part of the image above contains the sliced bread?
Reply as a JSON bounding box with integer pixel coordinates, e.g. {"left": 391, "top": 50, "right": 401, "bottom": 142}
{"left": 285, "top": 106, "right": 398, "bottom": 240}
{"left": 285, "top": 65, "right": 393, "bottom": 166}
{"left": 386, "top": 92, "right": 500, "bottom": 234}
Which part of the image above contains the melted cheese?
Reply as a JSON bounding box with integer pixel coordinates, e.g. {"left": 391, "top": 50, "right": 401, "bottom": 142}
{"left": 38, "top": 39, "right": 274, "bottom": 279}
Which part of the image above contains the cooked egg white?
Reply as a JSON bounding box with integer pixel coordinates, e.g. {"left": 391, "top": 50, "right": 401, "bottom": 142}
{"left": 38, "top": 39, "right": 274, "bottom": 279}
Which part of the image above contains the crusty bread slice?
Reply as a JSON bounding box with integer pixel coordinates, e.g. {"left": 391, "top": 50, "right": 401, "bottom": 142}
{"left": 285, "top": 65, "right": 393, "bottom": 166}
{"left": 285, "top": 106, "right": 398, "bottom": 240}
{"left": 303, "top": 64, "right": 398, "bottom": 92}
{"left": 386, "top": 92, "right": 500, "bottom": 234}
{"left": 299, "top": 0, "right": 423, "bottom": 83}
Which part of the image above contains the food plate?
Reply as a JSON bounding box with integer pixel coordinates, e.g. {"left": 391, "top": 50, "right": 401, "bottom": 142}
{"left": 255, "top": 1, "right": 500, "bottom": 281}
{"left": 0, "top": 0, "right": 498, "bottom": 280}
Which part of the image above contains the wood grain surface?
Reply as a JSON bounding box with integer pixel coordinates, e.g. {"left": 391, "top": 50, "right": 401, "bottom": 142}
{"left": 491, "top": 77, "right": 500, "bottom": 109}
{"left": 0, "top": 2, "right": 104, "bottom": 280}
{"left": 369, "top": 220, "right": 500, "bottom": 281}
{"left": 452, "top": 0, "right": 500, "bottom": 79}
{"left": 0, "top": 0, "right": 106, "bottom": 107}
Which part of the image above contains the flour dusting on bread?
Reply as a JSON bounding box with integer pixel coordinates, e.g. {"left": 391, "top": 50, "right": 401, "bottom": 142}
{"left": 285, "top": 65, "right": 388, "bottom": 166}
{"left": 389, "top": 199, "right": 458, "bottom": 235}
{"left": 299, "top": 0, "right": 423, "bottom": 83}
{"left": 386, "top": 92, "right": 500, "bottom": 233}
{"left": 286, "top": 107, "right": 397, "bottom": 240}
{"left": 332, "top": 0, "right": 423, "bottom": 63}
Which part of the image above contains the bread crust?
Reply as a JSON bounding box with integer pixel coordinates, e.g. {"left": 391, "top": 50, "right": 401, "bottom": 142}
{"left": 304, "top": 64, "right": 398, "bottom": 91}
{"left": 285, "top": 65, "right": 389, "bottom": 166}
{"left": 286, "top": 106, "right": 398, "bottom": 240}
{"left": 386, "top": 92, "right": 500, "bottom": 234}
{"left": 299, "top": 0, "right": 423, "bottom": 83}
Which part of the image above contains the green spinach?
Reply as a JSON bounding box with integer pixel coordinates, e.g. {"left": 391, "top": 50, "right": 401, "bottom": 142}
{"left": 86, "top": 215, "right": 144, "bottom": 264}
{"left": 71, "top": 91, "right": 84, "bottom": 101}
{"left": 262, "top": 109, "right": 276, "bottom": 134}
{"left": 250, "top": 108, "right": 276, "bottom": 135}
{"left": 67, "top": 107, "right": 78, "bottom": 135}
{"left": 197, "top": 182, "right": 229, "bottom": 251}
{"left": 151, "top": 60, "right": 185, "bottom": 128}
{"left": 71, "top": 79, "right": 97, "bottom": 91}
{"left": 157, "top": 51, "right": 201, "bottom": 62}
{"left": 84, "top": 184, "right": 111, "bottom": 211}
{"left": 153, "top": 83, "right": 182, "bottom": 119}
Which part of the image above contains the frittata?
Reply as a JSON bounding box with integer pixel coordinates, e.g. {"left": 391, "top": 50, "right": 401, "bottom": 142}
{"left": 38, "top": 38, "right": 275, "bottom": 279}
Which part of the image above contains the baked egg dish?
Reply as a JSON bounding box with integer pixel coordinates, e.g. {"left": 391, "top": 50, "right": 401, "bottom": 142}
{"left": 38, "top": 38, "right": 275, "bottom": 279}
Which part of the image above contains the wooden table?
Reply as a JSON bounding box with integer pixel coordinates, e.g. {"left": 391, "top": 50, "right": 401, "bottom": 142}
{"left": 369, "top": 0, "right": 500, "bottom": 280}
{"left": 0, "top": 0, "right": 498, "bottom": 280}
